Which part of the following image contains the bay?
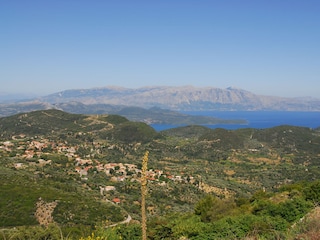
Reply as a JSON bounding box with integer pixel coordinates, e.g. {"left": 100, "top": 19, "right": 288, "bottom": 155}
{"left": 151, "top": 111, "right": 320, "bottom": 131}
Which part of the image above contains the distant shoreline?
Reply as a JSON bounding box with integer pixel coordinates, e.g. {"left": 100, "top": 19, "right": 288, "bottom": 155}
{"left": 151, "top": 111, "right": 320, "bottom": 131}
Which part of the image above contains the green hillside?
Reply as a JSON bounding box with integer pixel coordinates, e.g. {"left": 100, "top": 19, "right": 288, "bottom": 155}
{"left": 0, "top": 109, "right": 158, "bottom": 143}
{"left": 1, "top": 110, "right": 320, "bottom": 239}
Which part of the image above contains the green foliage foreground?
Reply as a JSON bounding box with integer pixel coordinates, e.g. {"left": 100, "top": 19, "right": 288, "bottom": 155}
{"left": 82, "top": 180, "right": 319, "bottom": 239}
{"left": 1, "top": 181, "right": 320, "bottom": 240}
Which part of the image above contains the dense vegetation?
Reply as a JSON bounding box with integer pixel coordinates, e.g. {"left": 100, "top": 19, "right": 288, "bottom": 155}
{"left": 1, "top": 109, "right": 320, "bottom": 239}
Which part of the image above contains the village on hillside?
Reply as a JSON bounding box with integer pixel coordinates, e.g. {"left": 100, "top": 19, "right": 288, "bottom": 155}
{"left": 0, "top": 135, "right": 205, "bottom": 206}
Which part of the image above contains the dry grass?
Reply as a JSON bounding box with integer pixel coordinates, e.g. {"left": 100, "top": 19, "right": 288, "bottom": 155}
{"left": 291, "top": 207, "right": 320, "bottom": 240}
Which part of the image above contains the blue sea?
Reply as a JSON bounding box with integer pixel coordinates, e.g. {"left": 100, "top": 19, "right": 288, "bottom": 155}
{"left": 151, "top": 111, "right": 320, "bottom": 131}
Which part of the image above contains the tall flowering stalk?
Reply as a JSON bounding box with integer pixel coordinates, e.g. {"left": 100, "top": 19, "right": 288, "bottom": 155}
{"left": 141, "top": 151, "right": 149, "bottom": 240}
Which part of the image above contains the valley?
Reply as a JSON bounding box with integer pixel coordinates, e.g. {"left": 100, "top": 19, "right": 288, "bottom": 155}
{"left": 1, "top": 109, "right": 320, "bottom": 239}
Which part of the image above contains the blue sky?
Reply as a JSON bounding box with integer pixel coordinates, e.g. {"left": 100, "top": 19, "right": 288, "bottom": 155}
{"left": 1, "top": 0, "right": 320, "bottom": 98}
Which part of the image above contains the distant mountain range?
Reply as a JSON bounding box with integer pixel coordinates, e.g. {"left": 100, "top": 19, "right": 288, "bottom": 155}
{"left": 0, "top": 86, "right": 319, "bottom": 122}
{"left": 39, "top": 86, "right": 320, "bottom": 111}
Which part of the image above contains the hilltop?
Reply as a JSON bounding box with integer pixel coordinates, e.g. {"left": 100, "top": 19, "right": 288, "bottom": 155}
{"left": 0, "top": 109, "right": 158, "bottom": 142}
{"left": 0, "top": 101, "right": 246, "bottom": 126}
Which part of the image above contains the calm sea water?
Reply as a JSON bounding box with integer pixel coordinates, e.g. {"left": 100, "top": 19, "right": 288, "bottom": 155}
{"left": 151, "top": 111, "right": 320, "bottom": 131}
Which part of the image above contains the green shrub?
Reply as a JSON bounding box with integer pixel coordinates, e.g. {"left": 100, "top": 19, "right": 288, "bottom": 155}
{"left": 194, "top": 195, "right": 236, "bottom": 222}
{"left": 0, "top": 224, "right": 69, "bottom": 240}
{"left": 303, "top": 180, "right": 320, "bottom": 204}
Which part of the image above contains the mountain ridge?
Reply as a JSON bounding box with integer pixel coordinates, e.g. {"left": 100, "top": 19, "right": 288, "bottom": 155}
{"left": 39, "top": 85, "right": 320, "bottom": 111}
{"left": 0, "top": 86, "right": 319, "bottom": 120}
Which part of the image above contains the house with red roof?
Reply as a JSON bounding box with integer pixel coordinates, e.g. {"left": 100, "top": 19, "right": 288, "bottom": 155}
{"left": 112, "top": 198, "right": 121, "bottom": 204}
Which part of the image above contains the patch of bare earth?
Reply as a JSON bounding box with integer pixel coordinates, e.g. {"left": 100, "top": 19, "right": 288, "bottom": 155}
{"left": 34, "top": 198, "right": 58, "bottom": 227}
{"left": 247, "top": 156, "right": 280, "bottom": 165}
{"left": 199, "top": 182, "right": 234, "bottom": 198}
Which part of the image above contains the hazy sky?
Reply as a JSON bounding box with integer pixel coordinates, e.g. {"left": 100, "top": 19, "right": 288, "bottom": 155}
{"left": 1, "top": 0, "right": 320, "bottom": 98}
